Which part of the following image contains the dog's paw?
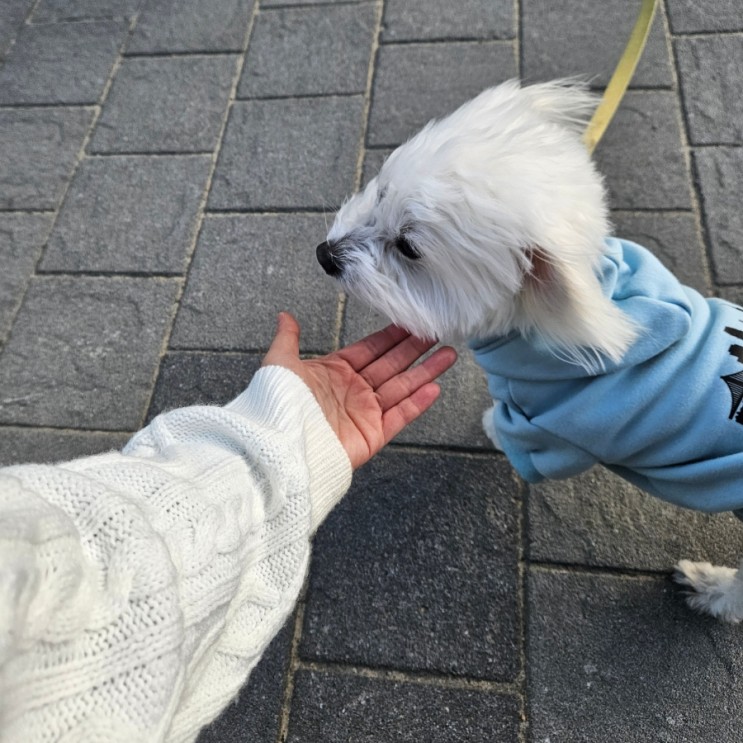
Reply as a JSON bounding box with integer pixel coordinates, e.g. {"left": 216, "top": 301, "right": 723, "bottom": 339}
{"left": 482, "top": 405, "right": 503, "bottom": 451}
{"left": 673, "top": 559, "right": 743, "bottom": 623}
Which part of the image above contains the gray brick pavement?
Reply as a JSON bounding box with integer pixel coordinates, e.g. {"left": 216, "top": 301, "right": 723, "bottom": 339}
{"left": 0, "top": 20, "right": 127, "bottom": 104}
{"left": 675, "top": 35, "right": 743, "bottom": 145}
{"left": 287, "top": 671, "right": 520, "bottom": 743}
{"left": 146, "top": 351, "right": 264, "bottom": 422}
{"left": 522, "top": 0, "right": 672, "bottom": 87}
{"left": 239, "top": 3, "right": 377, "bottom": 98}
{"left": 41, "top": 155, "right": 211, "bottom": 273}
{"left": 528, "top": 569, "right": 743, "bottom": 742}
{"left": 610, "top": 211, "right": 710, "bottom": 294}
{"left": 90, "top": 55, "right": 238, "bottom": 153}
{"left": 594, "top": 91, "right": 692, "bottom": 209}
{"left": 0, "top": 276, "right": 178, "bottom": 429}
{"left": 31, "top": 0, "right": 141, "bottom": 23}
{"left": 368, "top": 40, "right": 517, "bottom": 146}
{"left": 0, "top": 427, "right": 130, "bottom": 467}
{"left": 529, "top": 467, "right": 742, "bottom": 571}
{"left": 0, "top": 214, "right": 52, "bottom": 341}
{"left": 129, "top": 0, "right": 254, "bottom": 54}
{"left": 302, "top": 451, "right": 520, "bottom": 681}
{"left": 381, "top": 0, "right": 515, "bottom": 42}
{"left": 0, "top": 0, "right": 741, "bottom": 740}
{"left": 361, "top": 146, "right": 392, "bottom": 187}
{"left": 171, "top": 213, "right": 341, "bottom": 352}
{"left": 666, "top": 0, "right": 743, "bottom": 33}
{"left": 0, "top": 107, "right": 94, "bottom": 209}
{"left": 694, "top": 147, "right": 743, "bottom": 284}
{"left": 209, "top": 96, "right": 365, "bottom": 210}
{"left": 0, "top": 0, "right": 34, "bottom": 57}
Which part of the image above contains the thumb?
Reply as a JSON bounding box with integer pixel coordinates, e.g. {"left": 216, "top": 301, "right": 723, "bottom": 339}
{"left": 265, "top": 312, "right": 301, "bottom": 362}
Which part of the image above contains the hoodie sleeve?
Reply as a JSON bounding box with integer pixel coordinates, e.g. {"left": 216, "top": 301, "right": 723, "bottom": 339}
{"left": 492, "top": 399, "right": 599, "bottom": 483}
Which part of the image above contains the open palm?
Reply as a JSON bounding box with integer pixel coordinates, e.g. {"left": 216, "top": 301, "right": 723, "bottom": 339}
{"left": 262, "top": 313, "right": 457, "bottom": 469}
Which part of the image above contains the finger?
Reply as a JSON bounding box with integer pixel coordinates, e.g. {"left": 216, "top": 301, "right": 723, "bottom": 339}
{"left": 262, "top": 312, "right": 300, "bottom": 365}
{"left": 381, "top": 383, "right": 442, "bottom": 443}
{"left": 375, "top": 346, "right": 457, "bottom": 411}
{"left": 335, "top": 323, "right": 411, "bottom": 371}
{"left": 360, "top": 333, "right": 438, "bottom": 389}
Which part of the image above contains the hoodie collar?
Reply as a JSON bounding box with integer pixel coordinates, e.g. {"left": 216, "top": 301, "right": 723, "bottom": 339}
{"left": 469, "top": 238, "right": 694, "bottom": 382}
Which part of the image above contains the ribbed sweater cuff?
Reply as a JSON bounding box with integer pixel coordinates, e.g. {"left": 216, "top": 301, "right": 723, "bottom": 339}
{"left": 225, "top": 366, "right": 352, "bottom": 532}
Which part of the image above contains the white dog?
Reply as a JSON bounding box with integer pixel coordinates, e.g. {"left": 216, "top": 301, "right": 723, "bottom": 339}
{"left": 317, "top": 80, "right": 743, "bottom": 622}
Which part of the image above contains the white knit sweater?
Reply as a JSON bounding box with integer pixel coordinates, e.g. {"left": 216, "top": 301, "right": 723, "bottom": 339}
{"left": 0, "top": 366, "right": 352, "bottom": 742}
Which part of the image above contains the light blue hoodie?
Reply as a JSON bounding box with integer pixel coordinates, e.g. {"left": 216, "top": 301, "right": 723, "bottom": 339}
{"left": 471, "top": 238, "right": 743, "bottom": 513}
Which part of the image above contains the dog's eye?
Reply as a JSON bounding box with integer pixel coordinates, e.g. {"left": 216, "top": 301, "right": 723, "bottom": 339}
{"left": 393, "top": 234, "right": 421, "bottom": 260}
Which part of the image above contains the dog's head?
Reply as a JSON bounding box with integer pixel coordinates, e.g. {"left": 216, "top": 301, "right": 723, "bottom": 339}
{"left": 318, "top": 80, "right": 635, "bottom": 367}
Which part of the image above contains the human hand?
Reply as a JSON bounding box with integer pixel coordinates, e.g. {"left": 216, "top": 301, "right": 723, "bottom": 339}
{"left": 262, "top": 313, "right": 457, "bottom": 469}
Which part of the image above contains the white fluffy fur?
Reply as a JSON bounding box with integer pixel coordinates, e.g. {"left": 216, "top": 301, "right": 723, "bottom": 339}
{"left": 327, "top": 80, "right": 636, "bottom": 367}
{"left": 674, "top": 560, "right": 743, "bottom": 623}
{"left": 322, "top": 79, "right": 743, "bottom": 622}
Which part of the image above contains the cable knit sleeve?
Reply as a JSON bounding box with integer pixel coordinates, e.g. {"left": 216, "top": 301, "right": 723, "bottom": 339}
{"left": 0, "top": 365, "right": 352, "bottom": 743}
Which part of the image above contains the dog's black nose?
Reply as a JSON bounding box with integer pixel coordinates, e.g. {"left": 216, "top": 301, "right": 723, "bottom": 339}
{"left": 316, "top": 241, "right": 344, "bottom": 277}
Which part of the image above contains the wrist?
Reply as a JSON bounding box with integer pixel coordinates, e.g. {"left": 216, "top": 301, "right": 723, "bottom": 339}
{"left": 227, "top": 366, "right": 352, "bottom": 531}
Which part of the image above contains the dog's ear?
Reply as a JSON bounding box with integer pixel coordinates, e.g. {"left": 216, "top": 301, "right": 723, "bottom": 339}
{"left": 518, "top": 248, "right": 636, "bottom": 369}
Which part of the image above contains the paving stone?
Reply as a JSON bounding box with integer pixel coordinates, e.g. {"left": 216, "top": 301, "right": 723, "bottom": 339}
{"left": 90, "top": 56, "right": 236, "bottom": 154}
{"left": 594, "top": 91, "right": 691, "bottom": 210}
{"left": 342, "top": 298, "right": 493, "bottom": 448}
{"left": 197, "top": 620, "right": 292, "bottom": 743}
{"left": 611, "top": 211, "right": 710, "bottom": 294}
{"left": 0, "top": 428, "right": 130, "bottom": 467}
{"left": 208, "top": 96, "right": 364, "bottom": 210}
{"left": 529, "top": 466, "right": 742, "bottom": 572}
{"left": 522, "top": 0, "right": 672, "bottom": 88}
{"left": 239, "top": 4, "right": 375, "bottom": 98}
{"left": 302, "top": 450, "right": 520, "bottom": 681}
{"left": 0, "top": 277, "right": 178, "bottom": 429}
{"left": 32, "top": 0, "right": 140, "bottom": 22}
{"left": 0, "top": 20, "right": 127, "bottom": 104}
{"left": 694, "top": 147, "right": 743, "bottom": 285}
{"left": 287, "top": 671, "right": 520, "bottom": 743}
{"left": 528, "top": 569, "right": 743, "bottom": 743}
{"left": 368, "top": 41, "right": 516, "bottom": 147}
{"left": 382, "top": 0, "right": 514, "bottom": 41}
{"left": 719, "top": 286, "right": 743, "bottom": 307}
{"left": 146, "top": 351, "right": 263, "bottom": 422}
{"left": 338, "top": 297, "right": 389, "bottom": 346}
{"left": 171, "top": 214, "right": 340, "bottom": 352}
{"left": 261, "top": 0, "right": 364, "bottom": 4}
{"left": 0, "top": 0, "right": 34, "bottom": 58}
{"left": 361, "top": 148, "right": 393, "bottom": 188}
{"left": 0, "top": 214, "right": 52, "bottom": 343}
{"left": 675, "top": 36, "right": 743, "bottom": 146}
{"left": 129, "top": 0, "right": 253, "bottom": 54}
{"left": 0, "top": 107, "right": 93, "bottom": 210}
{"left": 41, "top": 155, "right": 211, "bottom": 274}
{"left": 394, "top": 350, "right": 493, "bottom": 449}
{"left": 666, "top": 0, "right": 743, "bottom": 33}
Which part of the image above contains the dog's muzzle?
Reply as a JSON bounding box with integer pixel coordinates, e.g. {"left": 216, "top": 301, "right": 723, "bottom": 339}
{"left": 316, "top": 240, "right": 345, "bottom": 277}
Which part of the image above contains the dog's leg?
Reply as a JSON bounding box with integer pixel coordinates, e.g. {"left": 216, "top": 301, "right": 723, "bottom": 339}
{"left": 482, "top": 404, "right": 504, "bottom": 452}
{"left": 674, "top": 558, "right": 743, "bottom": 623}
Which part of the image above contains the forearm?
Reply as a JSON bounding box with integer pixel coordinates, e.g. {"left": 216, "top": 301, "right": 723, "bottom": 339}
{"left": 0, "top": 366, "right": 351, "bottom": 741}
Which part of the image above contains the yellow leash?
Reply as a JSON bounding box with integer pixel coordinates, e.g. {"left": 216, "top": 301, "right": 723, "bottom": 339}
{"left": 583, "top": 0, "right": 659, "bottom": 154}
